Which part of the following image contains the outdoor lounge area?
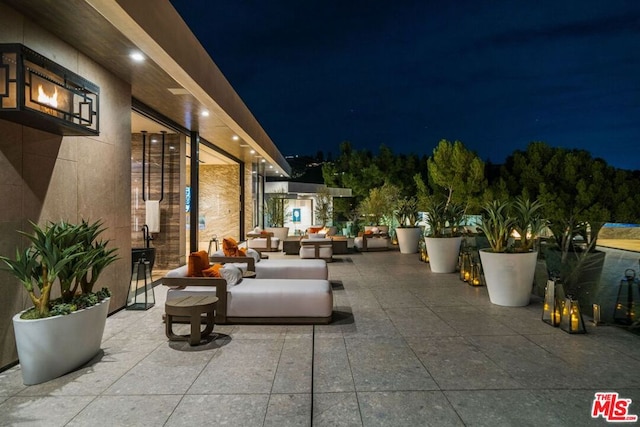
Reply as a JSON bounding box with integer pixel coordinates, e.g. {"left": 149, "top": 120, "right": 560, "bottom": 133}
{"left": 2, "top": 249, "right": 640, "bottom": 426}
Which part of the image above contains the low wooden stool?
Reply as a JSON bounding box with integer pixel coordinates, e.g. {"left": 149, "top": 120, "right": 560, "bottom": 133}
{"left": 165, "top": 295, "right": 218, "bottom": 346}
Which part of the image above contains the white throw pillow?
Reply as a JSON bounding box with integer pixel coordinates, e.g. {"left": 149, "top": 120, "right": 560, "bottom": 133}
{"left": 220, "top": 265, "right": 243, "bottom": 287}
{"left": 246, "top": 248, "right": 261, "bottom": 264}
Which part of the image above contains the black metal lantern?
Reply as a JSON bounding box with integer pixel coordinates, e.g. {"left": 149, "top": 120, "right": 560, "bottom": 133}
{"left": 469, "top": 256, "right": 485, "bottom": 286}
{"left": 459, "top": 249, "right": 472, "bottom": 282}
{"left": 614, "top": 269, "right": 638, "bottom": 325}
{"left": 0, "top": 43, "right": 99, "bottom": 135}
{"left": 542, "top": 279, "right": 561, "bottom": 326}
{"left": 560, "top": 296, "right": 587, "bottom": 334}
{"left": 127, "top": 257, "right": 155, "bottom": 310}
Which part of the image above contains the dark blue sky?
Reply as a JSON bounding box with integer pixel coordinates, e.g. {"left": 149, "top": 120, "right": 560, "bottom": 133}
{"left": 170, "top": 1, "right": 640, "bottom": 171}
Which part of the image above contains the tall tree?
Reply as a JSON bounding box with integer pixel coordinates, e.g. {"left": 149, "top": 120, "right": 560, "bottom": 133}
{"left": 427, "top": 139, "right": 486, "bottom": 213}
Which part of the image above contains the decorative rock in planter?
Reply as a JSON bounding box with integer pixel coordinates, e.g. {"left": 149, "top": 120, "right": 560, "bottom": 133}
{"left": 13, "top": 298, "right": 110, "bottom": 385}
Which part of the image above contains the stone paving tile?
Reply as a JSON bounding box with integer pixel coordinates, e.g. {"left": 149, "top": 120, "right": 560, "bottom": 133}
{"left": 313, "top": 337, "right": 355, "bottom": 393}
{"left": 358, "top": 390, "right": 464, "bottom": 427}
{"left": 345, "top": 336, "right": 438, "bottom": 392}
{"left": 445, "top": 389, "right": 569, "bottom": 426}
{"left": 264, "top": 393, "right": 311, "bottom": 427}
{"left": 166, "top": 394, "right": 270, "bottom": 427}
{"left": 407, "top": 336, "right": 523, "bottom": 390}
{"left": 313, "top": 392, "right": 362, "bottom": 427}
{"left": 68, "top": 395, "right": 180, "bottom": 427}
{"left": 272, "top": 336, "right": 312, "bottom": 394}
{"left": 187, "top": 338, "right": 282, "bottom": 395}
{"left": 0, "top": 395, "right": 95, "bottom": 427}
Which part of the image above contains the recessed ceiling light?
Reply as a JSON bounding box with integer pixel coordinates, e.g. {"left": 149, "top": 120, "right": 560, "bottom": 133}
{"left": 269, "top": 165, "right": 273, "bottom": 169}
{"left": 130, "top": 51, "right": 145, "bottom": 62}
{"left": 201, "top": 111, "right": 210, "bottom": 117}
{"left": 261, "top": 159, "right": 266, "bottom": 163}
{"left": 250, "top": 149, "right": 255, "bottom": 154}
{"left": 232, "top": 135, "right": 239, "bottom": 141}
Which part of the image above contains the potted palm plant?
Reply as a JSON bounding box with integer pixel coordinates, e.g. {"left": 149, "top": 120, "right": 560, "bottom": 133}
{"left": 394, "top": 197, "right": 421, "bottom": 254}
{"left": 423, "top": 200, "right": 465, "bottom": 272}
{"left": 477, "top": 197, "right": 546, "bottom": 307}
{"left": 0, "top": 220, "right": 118, "bottom": 385}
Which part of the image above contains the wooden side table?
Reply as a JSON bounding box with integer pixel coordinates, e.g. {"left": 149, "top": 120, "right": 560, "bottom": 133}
{"left": 165, "top": 295, "right": 218, "bottom": 346}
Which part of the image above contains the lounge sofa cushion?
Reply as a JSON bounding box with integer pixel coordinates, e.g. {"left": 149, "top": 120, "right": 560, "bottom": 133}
{"left": 254, "top": 259, "right": 328, "bottom": 280}
{"left": 209, "top": 253, "right": 328, "bottom": 280}
{"left": 227, "top": 279, "right": 332, "bottom": 318}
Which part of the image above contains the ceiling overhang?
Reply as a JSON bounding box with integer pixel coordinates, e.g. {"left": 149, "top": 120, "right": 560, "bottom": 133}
{"left": 2, "top": 0, "right": 290, "bottom": 177}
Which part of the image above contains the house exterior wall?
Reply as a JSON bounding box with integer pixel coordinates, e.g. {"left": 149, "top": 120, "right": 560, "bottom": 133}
{"left": 0, "top": 4, "right": 132, "bottom": 369}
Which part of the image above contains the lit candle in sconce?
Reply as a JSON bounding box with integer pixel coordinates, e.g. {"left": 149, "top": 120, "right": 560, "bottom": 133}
{"left": 592, "top": 304, "right": 601, "bottom": 325}
{"left": 571, "top": 313, "right": 579, "bottom": 331}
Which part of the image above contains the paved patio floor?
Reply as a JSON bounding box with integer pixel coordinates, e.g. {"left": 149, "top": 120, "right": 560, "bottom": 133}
{"left": 1, "top": 249, "right": 640, "bottom": 426}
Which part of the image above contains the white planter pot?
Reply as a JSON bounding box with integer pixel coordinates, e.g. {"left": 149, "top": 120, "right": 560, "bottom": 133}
{"left": 13, "top": 297, "right": 110, "bottom": 385}
{"left": 395, "top": 227, "right": 422, "bottom": 254}
{"left": 424, "top": 236, "right": 462, "bottom": 273}
{"left": 479, "top": 249, "right": 538, "bottom": 307}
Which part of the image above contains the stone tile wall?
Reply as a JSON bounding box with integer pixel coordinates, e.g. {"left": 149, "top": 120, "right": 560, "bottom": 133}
{"left": 0, "top": 5, "right": 131, "bottom": 370}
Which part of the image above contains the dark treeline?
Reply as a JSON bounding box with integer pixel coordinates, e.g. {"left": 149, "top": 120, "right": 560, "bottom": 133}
{"left": 321, "top": 140, "right": 640, "bottom": 225}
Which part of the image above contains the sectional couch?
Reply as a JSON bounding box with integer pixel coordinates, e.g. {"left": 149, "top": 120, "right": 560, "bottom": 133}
{"left": 162, "top": 256, "right": 333, "bottom": 324}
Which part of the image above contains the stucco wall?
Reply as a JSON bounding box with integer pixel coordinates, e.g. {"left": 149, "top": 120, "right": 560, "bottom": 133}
{"left": 0, "top": 4, "right": 132, "bottom": 370}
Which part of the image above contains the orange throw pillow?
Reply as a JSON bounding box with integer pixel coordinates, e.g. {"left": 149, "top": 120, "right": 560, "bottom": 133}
{"left": 202, "top": 263, "right": 222, "bottom": 277}
{"left": 223, "top": 237, "right": 246, "bottom": 257}
{"left": 187, "top": 250, "right": 210, "bottom": 277}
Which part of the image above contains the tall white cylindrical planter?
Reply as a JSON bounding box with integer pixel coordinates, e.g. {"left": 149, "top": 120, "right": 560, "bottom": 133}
{"left": 479, "top": 249, "right": 538, "bottom": 307}
{"left": 424, "top": 236, "right": 462, "bottom": 273}
{"left": 13, "top": 298, "right": 110, "bottom": 385}
{"left": 395, "top": 227, "right": 422, "bottom": 254}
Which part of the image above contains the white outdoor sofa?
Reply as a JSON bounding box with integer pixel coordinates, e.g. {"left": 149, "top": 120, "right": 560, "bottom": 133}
{"left": 162, "top": 260, "right": 332, "bottom": 324}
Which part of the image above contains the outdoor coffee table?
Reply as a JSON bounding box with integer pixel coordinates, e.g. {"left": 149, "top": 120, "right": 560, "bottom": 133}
{"left": 165, "top": 295, "right": 218, "bottom": 346}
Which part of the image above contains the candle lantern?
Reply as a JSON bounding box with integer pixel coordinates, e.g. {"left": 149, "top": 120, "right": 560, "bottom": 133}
{"left": 468, "top": 256, "right": 484, "bottom": 286}
{"left": 613, "top": 268, "right": 639, "bottom": 325}
{"left": 559, "top": 296, "right": 586, "bottom": 334}
{"left": 418, "top": 239, "right": 428, "bottom": 262}
{"left": 592, "top": 304, "right": 601, "bottom": 326}
{"left": 127, "top": 257, "right": 155, "bottom": 310}
{"left": 459, "top": 249, "right": 472, "bottom": 282}
{"left": 541, "top": 279, "right": 561, "bottom": 326}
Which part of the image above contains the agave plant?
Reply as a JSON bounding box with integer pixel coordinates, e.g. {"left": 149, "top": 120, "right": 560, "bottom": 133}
{"left": 395, "top": 197, "right": 419, "bottom": 228}
{"left": 0, "top": 220, "right": 118, "bottom": 319}
{"left": 477, "top": 198, "right": 546, "bottom": 253}
{"left": 424, "top": 200, "right": 465, "bottom": 237}
{"left": 511, "top": 196, "right": 547, "bottom": 252}
{"left": 476, "top": 200, "right": 514, "bottom": 252}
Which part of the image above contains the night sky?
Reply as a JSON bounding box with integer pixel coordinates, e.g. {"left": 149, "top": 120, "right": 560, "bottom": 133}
{"left": 170, "top": 1, "right": 640, "bottom": 171}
